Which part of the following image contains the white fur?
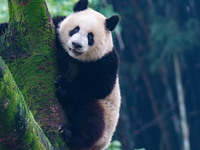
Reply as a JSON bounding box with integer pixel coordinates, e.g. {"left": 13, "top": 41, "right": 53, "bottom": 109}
{"left": 68, "top": 33, "right": 88, "bottom": 52}
{"left": 91, "top": 77, "right": 121, "bottom": 150}
{"left": 58, "top": 9, "right": 113, "bottom": 62}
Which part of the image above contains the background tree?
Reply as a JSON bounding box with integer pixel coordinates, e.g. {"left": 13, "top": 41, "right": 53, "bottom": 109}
{"left": 109, "top": 0, "right": 200, "bottom": 150}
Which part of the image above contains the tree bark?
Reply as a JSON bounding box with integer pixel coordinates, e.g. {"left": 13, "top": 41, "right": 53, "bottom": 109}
{"left": 0, "top": 0, "right": 68, "bottom": 149}
{"left": 0, "top": 57, "right": 54, "bottom": 150}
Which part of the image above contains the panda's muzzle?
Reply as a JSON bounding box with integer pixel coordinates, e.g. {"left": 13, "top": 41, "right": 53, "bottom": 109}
{"left": 72, "top": 42, "right": 82, "bottom": 49}
{"left": 69, "top": 48, "right": 83, "bottom": 56}
{"left": 70, "top": 42, "right": 84, "bottom": 56}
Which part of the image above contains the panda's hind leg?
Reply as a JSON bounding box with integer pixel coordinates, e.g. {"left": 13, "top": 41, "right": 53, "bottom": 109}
{"left": 67, "top": 101, "right": 105, "bottom": 149}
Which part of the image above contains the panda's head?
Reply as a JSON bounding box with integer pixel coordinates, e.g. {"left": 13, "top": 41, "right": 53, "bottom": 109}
{"left": 58, "top": 0, "right": 120, "bottom": 62}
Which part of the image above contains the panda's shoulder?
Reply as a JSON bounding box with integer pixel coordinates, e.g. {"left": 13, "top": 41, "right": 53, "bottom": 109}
{"left": 98, "top": 48, "right": 119, "bottom": 69}
{"left": 82, "top": 48, "right": 119, "bottom": 78}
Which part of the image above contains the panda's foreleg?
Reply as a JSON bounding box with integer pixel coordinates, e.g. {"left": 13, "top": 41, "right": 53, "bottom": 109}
{"left": 55, "top": 76, "right": 68, "bottom": 89}
{"left": 55, "top": 87, "right": 67, "bottom": 103}
{"left": 55, "top": 77, "right": 71, "bottom": 106}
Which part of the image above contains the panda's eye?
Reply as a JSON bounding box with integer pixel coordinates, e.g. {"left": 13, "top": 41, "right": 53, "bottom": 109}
{"left": 73, "top": 27, "right": 79, "bottom": 33}
{"left": 88, "top": 33, "right": 93, "bottom": 40}
{"left": 69, "top": 26, "right": 80, "bottom": 36}
{"left": 88, "top": 32, "right": 94, "bottom": 46}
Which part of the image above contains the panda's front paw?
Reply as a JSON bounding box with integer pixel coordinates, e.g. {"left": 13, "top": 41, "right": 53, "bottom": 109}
{"left": 55, "top": 76, "right": 62, "bottom": 88}
{"left": 59, "top": 124, "right": 72, "bottom": 144}
{"left": 55, "top": 76, "right": 67, "bottom": 88}
{"left": 56, "top": 87, "right": 67, "bottom": 99}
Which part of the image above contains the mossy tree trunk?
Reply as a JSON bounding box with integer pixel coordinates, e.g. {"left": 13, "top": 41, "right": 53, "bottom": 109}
{"left": 0, "top": 0, "right": 68, "bottom": 149}
{"left": 0, "top": 57, "right": 54, "bottom": 150}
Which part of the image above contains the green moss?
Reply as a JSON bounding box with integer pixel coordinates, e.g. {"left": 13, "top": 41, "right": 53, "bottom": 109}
{"left": 53, "top": 130, "right": 69, "bottom": 150}
{"left": 2, "top": 0, "right": 56, "bottom": 116}
{"left": 0, "top": 0, "right": 68, "bottom": 149}
{"left": 0, "top": 58, "right": 54, "bottom": 150}
{"left": 0, "top": 61, "right": 18, "bottom": 131}
{"left": 8, "top": 0, "right": 55, "bottom": 52}
{"left": 23, "top": 117, "right": 45, "bottom": 150}
{"left": 7, "top": 51, "right": 56, "bottom": 112}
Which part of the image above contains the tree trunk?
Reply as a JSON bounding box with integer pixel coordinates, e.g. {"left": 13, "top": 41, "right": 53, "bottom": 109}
{"left": 0, "top": 0, "right": 68, "bottom": 149}
{"left": 0, "top": 57, "right": 54, "bottom": 150}
{"left": 174, "top": 54, "right": 190, "bottom": 150}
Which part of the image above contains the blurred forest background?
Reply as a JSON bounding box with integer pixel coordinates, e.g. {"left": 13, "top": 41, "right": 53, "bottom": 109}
{"left": 1, "top": 0, "right": 200, "bottom": 150}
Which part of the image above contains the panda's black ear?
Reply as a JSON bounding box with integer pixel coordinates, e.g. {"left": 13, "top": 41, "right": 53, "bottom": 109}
{"left": 73, "top": 0, "right": 89, "bottom": 12}
{"left": 105, "top": 15, "right": 120, "bottom": 31}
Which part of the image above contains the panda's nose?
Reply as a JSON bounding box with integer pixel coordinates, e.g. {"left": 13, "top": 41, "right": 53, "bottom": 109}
{"left": 72, "top": 42, "right": 82, "bottom": 49}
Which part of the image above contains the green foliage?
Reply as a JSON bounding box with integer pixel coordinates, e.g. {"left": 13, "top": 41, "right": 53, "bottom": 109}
{"left": 151, "top": 18, "right": 200, "bottom": 55}
{"left": 46, "top": 0, "right": 117, "bottom": 18}
{"left": 106, "top": 140, "right": 122, "bottom": 150}
{"left": 46, "top": 0, "right": 95, "bottom": 17}
{"left": 0, "top": 0, "right": 8, "bottom": 22}
{"left": 184, "top": 19, "right": 200, "bottom": 49}
{"left": 46, "top": 0, "right": 76, "bottom": 16}
{"left": 149, "top": 17, "right": 200, "bottom": 73}
{"left": 106, "top": 141, "right": 146, "bottom": 150}
{"left": 0, "top": 0, "right": 118, "bottom": 21}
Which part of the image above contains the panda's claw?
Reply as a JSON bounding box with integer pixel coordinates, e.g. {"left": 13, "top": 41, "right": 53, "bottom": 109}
{"left": 58, "top": 124, "right": 72, "bottom": 143}
{"left": 55, "top": 76, "right": 66, "bottom": 88}
{"left": 58, "top": 125, "right": 63, "bottom": 133}
{"left": 60, "top": 129, "right": 64, "bottom": 134}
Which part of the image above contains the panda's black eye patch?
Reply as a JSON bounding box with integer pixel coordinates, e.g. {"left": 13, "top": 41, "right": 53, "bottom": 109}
{"left": 88, "top": 32, "right": 94, "bottom": 46}
{"left": 69, "top": 26, "right": 80, "bottom": 36}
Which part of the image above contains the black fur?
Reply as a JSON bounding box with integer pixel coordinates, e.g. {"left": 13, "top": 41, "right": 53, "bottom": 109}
{"left": 55, "top": 49, "right": 119, "bottom": 104}
{"left": 73, "top": 0, "right": 89, "bottom": 12}
{"left": 52, "top": 11, "right": 119, "bottom": 149}
{"left": 87, "top": 32, "right": 94, "bottom": 46}
{"left": 0, "top": 22, "right": 9, "bottom": 36}
{"left": 52, "top": 16, "right": 66, "bottom": 29}
{"left": 69, "top": 26, "right": 80, "bottom": 36}
{"left": 105, "top": 15, "right": 120, "bottom": 31}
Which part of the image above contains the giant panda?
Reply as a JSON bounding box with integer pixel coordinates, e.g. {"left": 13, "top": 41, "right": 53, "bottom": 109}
{"left": 53, "top": 0, "right": 121, "bottom": 149}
